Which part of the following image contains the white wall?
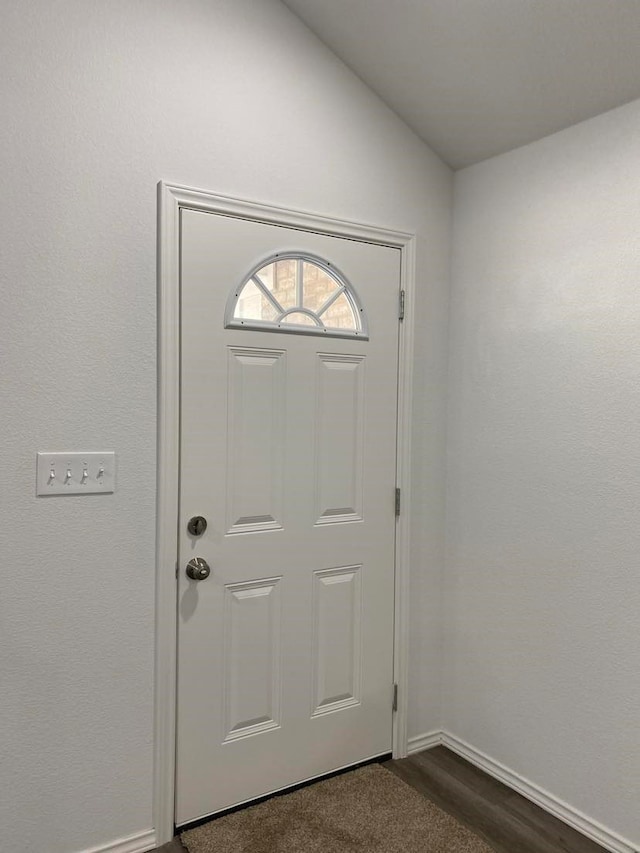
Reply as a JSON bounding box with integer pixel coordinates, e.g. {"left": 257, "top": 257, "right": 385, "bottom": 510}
{"left": 0, "top": 2, "right": 451, "bottom": 851}
{"left": 446, "top": 99, "right": 640, "bottom": 848}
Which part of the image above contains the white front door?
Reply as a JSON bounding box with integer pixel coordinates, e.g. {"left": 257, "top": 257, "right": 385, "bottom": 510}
{"left": 176, "top": 208, "right": 401, "bottom": 826}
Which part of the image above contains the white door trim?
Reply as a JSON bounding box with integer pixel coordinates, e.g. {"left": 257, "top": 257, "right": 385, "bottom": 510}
{"left": 154, "top": 181, "right": 417, "bottom": 845}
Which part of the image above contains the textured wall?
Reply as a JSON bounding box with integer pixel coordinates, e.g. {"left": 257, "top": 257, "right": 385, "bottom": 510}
{"left": 0, "top": 2, "right": 451, "bottom": 851}
{"left": 446, "top": 99, "right": 640, "bottom": 847}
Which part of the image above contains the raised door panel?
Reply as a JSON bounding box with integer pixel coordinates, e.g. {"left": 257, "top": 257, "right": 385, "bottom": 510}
{"left": 314, "top": 354, "right": 365, "bottom": 525}
{"left": 223, "top": 577, "right": 282, "bottom": 741}
{"left": 311, "top": 565, "right": 362, "bottom": 716}
{"left": 226, "top": 347, "right": 286, "bottom": 533}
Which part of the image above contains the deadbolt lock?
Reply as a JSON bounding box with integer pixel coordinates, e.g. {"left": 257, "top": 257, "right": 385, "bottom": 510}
{"left": 186, "top": 557, "right": 211, "bottom": 581}
{"left": 187, "top": 515, "right": 208, "bottom": 536}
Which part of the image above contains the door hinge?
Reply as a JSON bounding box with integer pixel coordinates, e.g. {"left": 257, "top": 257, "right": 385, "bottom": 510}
{"left": 399, "top": 289, "right": 405, "bottom": 321}
{"left": 393, "top": 683, "right": 398, "bottom": 712}
{"left": 395, "top": 487, "right": 401, "bottom": 517}
{"left": 175, "top": 561, "right": 179, "bottom": 579}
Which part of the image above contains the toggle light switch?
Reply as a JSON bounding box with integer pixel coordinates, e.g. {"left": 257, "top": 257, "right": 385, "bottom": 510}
{"left": 36, "top": 452, "right": 116, "bottom": 495}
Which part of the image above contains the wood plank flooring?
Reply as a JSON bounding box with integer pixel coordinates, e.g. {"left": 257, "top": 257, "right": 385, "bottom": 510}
{"left": 385, "top": 747, "right": 607, "bottom": 853}
{"left": 152, "top": 746, "right": 608, "bottom": 852}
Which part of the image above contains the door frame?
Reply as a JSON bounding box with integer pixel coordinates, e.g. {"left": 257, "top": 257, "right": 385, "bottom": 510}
{"left": 154, "top": 181, "right": 417, "bottom": 845}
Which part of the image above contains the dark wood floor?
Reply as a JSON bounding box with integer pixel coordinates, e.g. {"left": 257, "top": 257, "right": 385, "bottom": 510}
{"left": 153, "top": 746, "right": 608, "bottom": 852}
{"left": 385, "top": 747, "right": 607, "bottom": 853}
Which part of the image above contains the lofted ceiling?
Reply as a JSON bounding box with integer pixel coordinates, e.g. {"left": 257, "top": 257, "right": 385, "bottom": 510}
{"left": 282, "top": 0, "right": 640, "bottom": 168}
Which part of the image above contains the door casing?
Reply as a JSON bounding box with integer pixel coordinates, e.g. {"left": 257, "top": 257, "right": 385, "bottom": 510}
{"left": 154, "top": 181, "right": 417, "bottom": 846}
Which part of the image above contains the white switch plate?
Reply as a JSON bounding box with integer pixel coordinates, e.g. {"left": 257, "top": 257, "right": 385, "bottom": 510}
{"left": 36, "top": 452, "right": 116, "bottom": 495}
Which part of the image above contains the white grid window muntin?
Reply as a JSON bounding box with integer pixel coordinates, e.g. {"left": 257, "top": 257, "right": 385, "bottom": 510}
{"left": 225, "top": 253, "right": 369, "bottom": 339}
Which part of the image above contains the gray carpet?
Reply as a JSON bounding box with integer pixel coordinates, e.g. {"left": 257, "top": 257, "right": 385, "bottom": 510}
{"left": 181, "top": 763, "right": 494, "bottom": 852}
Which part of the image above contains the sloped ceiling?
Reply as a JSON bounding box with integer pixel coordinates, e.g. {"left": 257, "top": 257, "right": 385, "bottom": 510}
{"left": 283, "top": 0, "right": 640, "bottom": 168}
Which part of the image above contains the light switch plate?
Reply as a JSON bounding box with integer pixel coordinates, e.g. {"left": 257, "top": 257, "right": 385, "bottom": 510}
{"left": 36, "top": 452, "right": 116, "bottom": 495}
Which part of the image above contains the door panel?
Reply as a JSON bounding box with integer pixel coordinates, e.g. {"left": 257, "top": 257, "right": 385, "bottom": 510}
{"left": 176, "top": 209, "right": 400, "bottom": 825}
{"left": 311, "top": 565, "right": 362, "bottom": 715}
{"left": 226, "top": 347, "right": 286, "bottom": 533}
{"left": 222, "top": 576, "right": 282, "bottom": 740}
{"left": 315, "top": 354, "right": 365, "bottom": 523}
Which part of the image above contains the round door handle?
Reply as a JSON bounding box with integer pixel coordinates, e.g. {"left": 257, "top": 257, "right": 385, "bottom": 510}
{"left": 186, "top": 557, "right": 211, "bottom": 581}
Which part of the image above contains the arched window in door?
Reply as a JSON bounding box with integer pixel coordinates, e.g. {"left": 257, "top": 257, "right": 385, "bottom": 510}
{"left": 225, "top": 253, "right": 368, "bottom": 339}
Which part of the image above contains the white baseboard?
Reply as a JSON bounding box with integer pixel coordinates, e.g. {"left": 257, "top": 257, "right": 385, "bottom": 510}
{"left": 407, "top": 730, "right": 442, "bottom": 754}
{"left": 77, "top": 730, "right": 639, "bottom": 853}
{"left": 439, "top": 732, "right": 637, "bottom": 853}
{"left": 80, "top": 829, "right": 156, "bottom": 853}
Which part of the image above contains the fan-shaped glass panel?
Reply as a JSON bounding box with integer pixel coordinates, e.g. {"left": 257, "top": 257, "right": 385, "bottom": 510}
{"left": 226, "top": 254, "right": 368, "bottom": 339}
{"left": 235, "top": 279, "right": 279, "bottom": 323}
{"left": 281, "top": 311, "right": 318, "bottom": 327}
{"left": 302, "top": 261, "right": 340, "bottom": 313}
{"left": 320, "top": 291, "right": 358, "bottom": 330}
{"left": 255, "top": 259, "right": 297, "bottom": 311}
